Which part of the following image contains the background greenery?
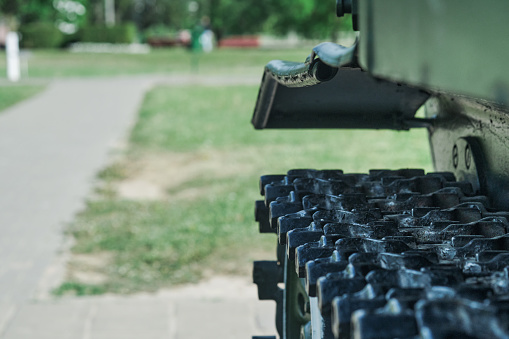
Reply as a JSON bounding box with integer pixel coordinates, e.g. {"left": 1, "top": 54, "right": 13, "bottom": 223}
{"left": 0, "top": 47, "right": 313, "bottom": 77}
{"left": 0, "top": 0, "right": 353, "bottom": 47}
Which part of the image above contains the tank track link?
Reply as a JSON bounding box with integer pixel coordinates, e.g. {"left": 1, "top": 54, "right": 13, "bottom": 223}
{"left": 253, "top": 169, "right": 509, "bottom": 339}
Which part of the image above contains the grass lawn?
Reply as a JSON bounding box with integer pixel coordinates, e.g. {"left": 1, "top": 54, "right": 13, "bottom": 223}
{"left": 0, "top": 85, "right": 45, "bottom": 112}
{"left": 0, "top": 47, "right": 313, "bottom": 78}
{"left": 0, "top": 47, "right": 310, "bottom": 116}
{"left": 56, "top": 84, "right": 433, "bottom": 295}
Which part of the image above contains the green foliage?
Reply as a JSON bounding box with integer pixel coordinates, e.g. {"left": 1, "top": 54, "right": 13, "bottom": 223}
{"left": 54, "top": 0, "right": 88, "bottom": 35}
{"left": 86, "top": 0, "right": 192, "bottom": 31}
{"left": 2, "top": 0, "right": 352, "bottom": 39}
{"left": 19, "top": 22, "right": 63, "bottom": 48}
{"left": 266, "top": 1, "right": 352, "bottom": 38}
{"left": 142, "top": 24, "right": 178, "bottom": 39}
{"left": 18, "top": 0, "right": 56, "bottom": 24}
{"left": 134, "top": 0, "right": 188, "bottom": 30}
{"left": 0, "top": 47, "right": 313, "bottom": 78}
{"left": 80, "top": 23, "right": 137, "bottom": 43}
{"left": 210, "top": 0, "right": 272, "bottom": 37}
{"left": 208, "top": 0, "right": 353, "bottom": 39}
{"left": 0, "top": 0, "right": 19, "bottom": 15}
{"left": 1, "top": 0, "right": 88, "bottom": 36}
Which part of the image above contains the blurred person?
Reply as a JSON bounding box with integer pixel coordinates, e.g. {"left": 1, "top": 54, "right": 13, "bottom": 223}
{"left": 199, "top": 16, "right": 214, "bottom": 53}
{"left": 178, "top": 29, "right": 191, "bottom": 47}
{"left": 200, "top": 29, "right": 214, "bottom": 53}
{"left": 189, "top": 20, "right": 203, "bottom": 71}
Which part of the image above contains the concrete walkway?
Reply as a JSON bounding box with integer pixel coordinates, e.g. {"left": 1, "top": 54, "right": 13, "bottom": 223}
{"left": 0, "top": 75, "right": 275, "bottom": 338}
{"left": 1, "top": 277, "right": 276, "bottom": 339}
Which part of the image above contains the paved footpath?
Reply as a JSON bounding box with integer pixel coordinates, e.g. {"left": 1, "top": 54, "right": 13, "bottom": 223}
{"left": 0, "top": 75, "right": 275, "bottom": 338}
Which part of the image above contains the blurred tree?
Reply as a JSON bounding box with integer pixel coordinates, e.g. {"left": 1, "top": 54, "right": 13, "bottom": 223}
{"left": 54, "top": 0, "right": 88, "bottom": 34}
{"left": 116, "top": 0, "right": 134, "bottom": 23}
{"left": 0, "top": 0, "right": 55, "bottom": 24}
{"left": 131, "top": 0, "right": 175, "bottom": 30}
{"left": 208, "top": 0, "right": 350, "bottom": 39}
{"left": 209, "top": 0, "right": 271, "bottom": 39}
{"left": 85, "top": 0, "right": 193, "bottom": 31}
{"left": 0, "top": 0, "right": 88, "bottom": 26}
{"left": 0, "top": 0, "right": 18, "bottom": 16}
{"left": 86, "top": 0, "right": 103, "bottom": 24}
{"left": 0, "top": 0, "right": 351, "bottom": 39}
{"left": 266, "top": 0, "right": 351, "bottom": 39}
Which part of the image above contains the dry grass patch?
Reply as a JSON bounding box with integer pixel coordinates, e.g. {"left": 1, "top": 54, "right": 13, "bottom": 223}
{"left": 66, "top": 252, "right": 113, "bottom": 285}
{"left": 115, "top": 149, "right": 258, "bottom": 201}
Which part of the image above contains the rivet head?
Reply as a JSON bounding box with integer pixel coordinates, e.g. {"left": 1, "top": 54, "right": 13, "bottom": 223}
{"left": 452, "top": 145, "right": 459, "bottom": 168}
{"left": 465, "top": 144, "right": 472, "bottom": 169}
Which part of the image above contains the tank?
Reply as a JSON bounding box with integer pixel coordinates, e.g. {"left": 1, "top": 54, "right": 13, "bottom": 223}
{"left": 251, "top": 1, "right": 509, "bottom": 338}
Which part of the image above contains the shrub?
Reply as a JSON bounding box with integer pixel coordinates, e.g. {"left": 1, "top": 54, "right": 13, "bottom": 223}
{"left": 80, "top": 24, "right": 137, "bottom": 44}
{"left": 19, "top": 22, "right": 63, "bottom": 49}
{"left": 143, "top": 25, "right": 177, "bottom": 40}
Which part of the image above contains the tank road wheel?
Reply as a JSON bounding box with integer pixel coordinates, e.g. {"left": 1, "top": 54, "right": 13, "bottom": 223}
{"left": 253, "top": 169, "right": 509, "bottom": 339}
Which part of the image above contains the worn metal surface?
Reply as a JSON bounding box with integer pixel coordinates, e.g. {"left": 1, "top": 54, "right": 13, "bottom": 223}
{"left": 264, "top": 42, "right": 355, "bottom": 88}
{"left": 252, "top": 39, "right": 431, "bottom": 130}
{"left": 424, "top": 94, "right": 509, "bottom": 212}
{"left": 358, "top": 0, "right": 509, "bottom": 105}
{"left": 252, "top": 66, "right": 430, "bottom": 130}
{"left": 254, "top": 169, "right": 509, "bottom": 338}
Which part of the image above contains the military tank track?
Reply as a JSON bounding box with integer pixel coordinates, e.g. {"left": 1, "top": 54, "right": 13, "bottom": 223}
{"left": 253, "top": 169, "right": 509, "bottom": 339}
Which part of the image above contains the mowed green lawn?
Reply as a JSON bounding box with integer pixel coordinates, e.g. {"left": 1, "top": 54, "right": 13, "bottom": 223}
{"left": 0, "top": 46, "right": 310, "bottom": 113}
{"left": 57, "top": 83, "right": 433, "bottom": 295}
{"left": 0, "top": 47, "right": 313, "bottom": 78}
{"left": 0, "top": 84, "right": 45, "bottom": 111}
